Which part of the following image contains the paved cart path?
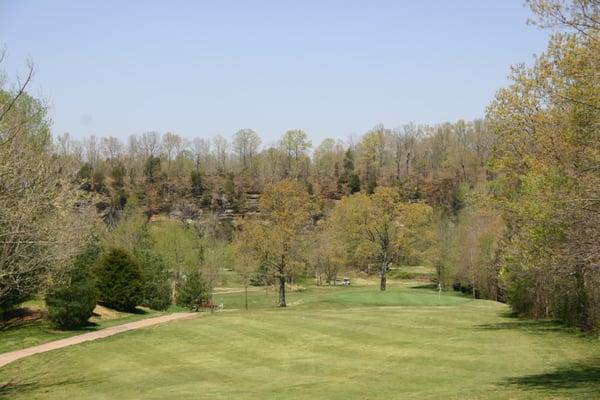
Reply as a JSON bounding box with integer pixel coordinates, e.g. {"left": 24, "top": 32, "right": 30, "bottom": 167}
{"left": 0, "top": 312, "right": 196, "bottom": 368}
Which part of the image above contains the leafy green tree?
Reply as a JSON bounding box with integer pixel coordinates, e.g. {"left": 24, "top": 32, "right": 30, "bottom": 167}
{"left": 329, "top": 187, "right": 433, "bottom": 290}
{"left": 308, "top": 222, "right": 345, "bottom": 285}
{"left": 138, "top": 252, "right": 171, "bottom": 310}
{"left": 452, "top": 206, "right": 504, "bottom": 299}
{"left": 151, "top": 220, "right": 204, "bottom": 302}
{"left": 358, "top": 127, "right": 386, "bottom": 183}
{"left": 233, "top": 128, "right": 261, "bottom": 174}
{"left": 144, "top": 156, "right": 161, "bottom": 183}
{"left": 314, "top": 139, "right": 345, "bottom": 188}
{"left": 45, "top": 241, "right": 101, "bottom": 329}
{"left": 103, "top": 215, "right": 172, "bottom": 310}
{"left": 337, "top": 148, "right": 361, "bottom": 194}
{"left": 111, "top": 162, "right": 126, "bottom": 188}
{"left": 161, "top": 131, "right": 184, "bottom": 171}
{"left": 77, "top": 162, "right": 94, "bottom": 191}
{"left": 281, "top": 129, "right": 312, "bottom": 177}
{"left": 77, "top": 162, "right": 93, "bottom": 180}
{"left": 487, "top": 0, "right": 600, "bottom": 329}
{"left": 429, "top": 211, "right": 455, "bottom": 290}
{"left": 348, "top": 173, "right": 361, "bottom": 194}
{"left": 190, "top": 170, "right": 204, "bottom": 198}
{"left": 0, "top": 69, "right": 86, "bottom": 313}
{"left": 135, "top": 227, "right": 171, "bottom": 311}
{"left": 46, "top": 267, "right": 97, "bottom": 329}
{"left": 237, "top": 180, "right": 314, "bottom": 307}
{"left": 95, "top": 248, "right": 143, "bottom": 311}
{"left": 92, "top": 170, "right": 107, "bottom": 194}
{"left": 176, "top": 269, "right": 210, "bottom": 311}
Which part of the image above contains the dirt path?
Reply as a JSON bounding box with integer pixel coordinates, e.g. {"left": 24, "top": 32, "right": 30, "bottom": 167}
{"left": 0, "top": 312, "right": 196, "bottom": 368}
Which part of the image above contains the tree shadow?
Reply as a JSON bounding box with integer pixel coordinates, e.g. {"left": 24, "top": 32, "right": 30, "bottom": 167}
{"left": 71, "top": 306, "right": 148, "bottom": 331}
{"left": 0, "top": 376, "right": 94, "bottom": 397}
{"left": 96, "top": 303, "right": 148, "bottom": 315}
{"left": 476, "top": 320, "right": 568, "bottom": 334}
{"left": 409, "top": 283, "right": 437, "bottom": 290}
{"left": 0, "top": 306, "right": 149, "bottom": 334}
{"left": 129, "top": 306, "right": 148, "bottom": 315}
{"left": 481, "top": 314, "right": 600, "bottom": 395}
{"left": 0, "top": 308, "right": 46, "bottom": 331}
{"left": 475, "top": 313, "right": 586, "bottom": 337}
{"left": 506, "top": 360, "right": 600, "bottom": 395}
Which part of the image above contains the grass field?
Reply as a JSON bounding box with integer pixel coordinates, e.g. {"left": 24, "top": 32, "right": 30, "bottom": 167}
{"left": 1, "top": 284, "right": 599, "bottom": 399}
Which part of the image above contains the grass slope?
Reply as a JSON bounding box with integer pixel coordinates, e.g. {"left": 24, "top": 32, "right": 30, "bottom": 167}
{"left": 1, "top": 285, "right": 599, "bottom": 399}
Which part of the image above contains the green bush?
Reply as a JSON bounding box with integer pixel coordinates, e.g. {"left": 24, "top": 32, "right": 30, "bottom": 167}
{"left": 92, "top": 171, "right": 107, "bottom": 194}
{"left": 191, "top": 170, "right": 204, "bottom": 198}
{"left": 46, "top": 242, "right": 100, "bottom": 329}
{"left": 95, "top": 248, "right": 143, "bottom": 312}
{"left": 142, "top": 280, "right": 171, "bottom": 311}
{"left": 111, "top": 162, "right": 126, "bottom": 188}
{"left": 348, "top": 173, "right": 361, "bottom": 193}
{"left": 144, "top": 156, "right": 161, "bottom": 183}
{"left": 77, "top": 162, "right": 93, "bottom": 181}
{"left": 139, "top": 253, "right": 172, "bottom": 311}
{"left": 176, "top": 270, "right": 210, "bottom": 311}
{"left": 46, "top": 267, "right": 97, "bottom": 329}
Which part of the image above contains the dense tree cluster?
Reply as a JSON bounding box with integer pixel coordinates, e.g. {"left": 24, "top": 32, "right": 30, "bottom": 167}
{"left": 487, "top": 0, "right": 600, "bottom": 330}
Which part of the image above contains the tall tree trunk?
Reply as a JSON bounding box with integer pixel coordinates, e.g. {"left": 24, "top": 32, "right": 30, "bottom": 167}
{"left": 244, "top": 285, "right": 248, "bottom": 311}
{"left": 278, "top": 273, "right": 286, "bottom": 307}
{"left": 380, "top": 262, "right": 387, "bottom": 291}
{"left": 171, "top": 275, "right": 178, "bottom": 304}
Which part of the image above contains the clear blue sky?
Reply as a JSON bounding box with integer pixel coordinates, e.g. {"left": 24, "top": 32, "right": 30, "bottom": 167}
{"left": 0, "top": 0, "right": 549, "bottom": 144}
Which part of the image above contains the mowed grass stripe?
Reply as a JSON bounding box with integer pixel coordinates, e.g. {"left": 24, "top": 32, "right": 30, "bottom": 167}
{"left": 1, "top": 287, "right": 599, "bottom": 399}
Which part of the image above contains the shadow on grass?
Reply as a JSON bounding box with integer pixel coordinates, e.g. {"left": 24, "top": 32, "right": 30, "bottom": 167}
{"left": 475, "top": 312, "right": 586, "bottom": 337}
{"left": 96, "top": 304, "right": 148, "bottom": 315}
{"left": 74, "top": 306, "right": 148, "bottom": 331}
{"left": 0, "top": 308, "right": 46, "bottom": 332}
{"left": 409, "top": 284, "right": 437, "bottom": 290}
{"left": 1, "top": 305, "right": 148, "bottom": 335}
{"left": 0, "top": 375, "right": 95, "bottom": 397}
{"left": 126, "top": 306, "right": 148, "bottom": 315}
{"left": 477, "top": 320, "right": 568, "bottom": 334}
{"left": 506, "top": 360, "right": 600, "bottom": 395}
{"left": 0, "top": 318, "right": 44, "bottom": 334}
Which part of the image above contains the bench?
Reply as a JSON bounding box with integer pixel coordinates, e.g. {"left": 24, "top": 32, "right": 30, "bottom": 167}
{"left": 199, "top": 303, "right": 223, "bottom": 312}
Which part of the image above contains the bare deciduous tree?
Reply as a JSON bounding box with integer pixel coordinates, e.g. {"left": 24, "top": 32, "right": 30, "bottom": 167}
{"left": 140, "top": 131, "right": 161, "bottom": 158}
{"left": 0, "top": 58, "right": 97, "bottom": 313}
{"left": 233, "top": 128, "right": 261, "bottom": 174}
